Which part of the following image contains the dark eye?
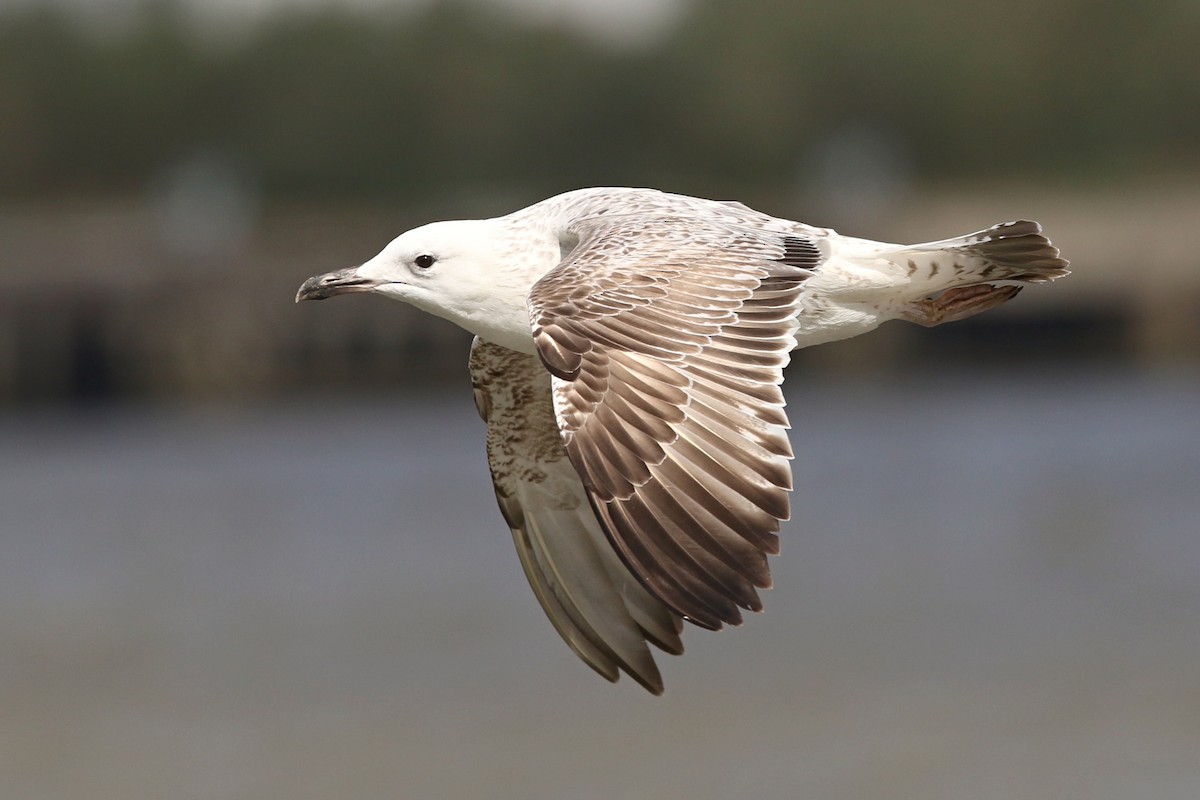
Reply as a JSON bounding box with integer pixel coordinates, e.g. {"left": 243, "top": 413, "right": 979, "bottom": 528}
{"left": 413, "top": 254, "right": 436, "bottom": 270}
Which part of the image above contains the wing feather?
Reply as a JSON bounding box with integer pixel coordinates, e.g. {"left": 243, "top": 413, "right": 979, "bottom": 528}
{"left": 469, "top": 338, "right": 684, "bottom": 693}
{"left": 529, "top": 214, "right": 817, "bottom": 627}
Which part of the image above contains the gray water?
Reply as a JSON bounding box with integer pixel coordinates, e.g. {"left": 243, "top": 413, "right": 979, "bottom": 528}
{"left": 2, "top": 369, "right": 1198, "bottom": 800}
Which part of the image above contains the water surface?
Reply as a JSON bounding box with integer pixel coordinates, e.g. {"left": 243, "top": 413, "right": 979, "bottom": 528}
{"left": 2, "top": 369, "right": 1198, "bottom": 800}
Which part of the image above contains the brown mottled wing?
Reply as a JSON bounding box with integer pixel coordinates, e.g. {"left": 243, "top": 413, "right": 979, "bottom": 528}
{"left": 469, "top": 337, "right": 684, "bottom": 693}
{"left": 529, "top": 215, "right": 819, "bottom": 629}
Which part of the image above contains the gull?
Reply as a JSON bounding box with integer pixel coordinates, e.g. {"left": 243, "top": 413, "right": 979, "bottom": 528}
{"left": 296, "top": 187, "right": 1068, "bottom": 693}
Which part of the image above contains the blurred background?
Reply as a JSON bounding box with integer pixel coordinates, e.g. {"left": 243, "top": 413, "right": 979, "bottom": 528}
{"left": 1, "top": 0, "right": 1198, "bottom": 797}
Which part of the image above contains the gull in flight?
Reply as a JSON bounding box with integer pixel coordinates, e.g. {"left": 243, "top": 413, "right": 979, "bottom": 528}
{"left": 296, "top": 187, "right": 1068, "bottom": 693}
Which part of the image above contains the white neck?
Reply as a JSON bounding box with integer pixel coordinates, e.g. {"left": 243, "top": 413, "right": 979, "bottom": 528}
{"left": 403, "top": 217, "right": 563, "bottom": 354}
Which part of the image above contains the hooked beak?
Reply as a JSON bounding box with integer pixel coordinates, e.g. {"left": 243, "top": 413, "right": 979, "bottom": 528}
{"left": 295, "top": 267, "right": 382, "bottom": 303}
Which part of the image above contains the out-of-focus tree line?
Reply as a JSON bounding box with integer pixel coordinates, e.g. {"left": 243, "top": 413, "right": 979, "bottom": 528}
{"left": 3, "top": 0, "right": 1198, "bottom": 403}
{"left": 1, "top": 0, "right": 1196, "bottom": 205}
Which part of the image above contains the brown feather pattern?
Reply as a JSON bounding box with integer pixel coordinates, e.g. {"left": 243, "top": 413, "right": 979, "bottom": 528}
{"left": 530, "top": 215, "right": 817, "bottom": 627}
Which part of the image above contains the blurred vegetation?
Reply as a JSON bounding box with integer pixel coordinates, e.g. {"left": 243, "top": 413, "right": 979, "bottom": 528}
{"left": 1, "top": 0, "right": 1196, "bottom": 204}
{"left": 2, "top": 0, "right": 1197, "bottom": 404}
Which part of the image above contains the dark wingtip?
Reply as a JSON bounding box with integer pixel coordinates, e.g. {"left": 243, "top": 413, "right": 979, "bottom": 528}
{"left": 629, "top": 669, "right": 666, "bottom": 695}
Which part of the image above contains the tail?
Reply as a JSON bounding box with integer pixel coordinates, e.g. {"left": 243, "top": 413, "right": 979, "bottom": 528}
{"left": 903, "top": 220, "right": 1070, "bottom": 286}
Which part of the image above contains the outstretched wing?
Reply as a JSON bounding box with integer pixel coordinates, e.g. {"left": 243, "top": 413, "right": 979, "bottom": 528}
{"left": 529, "top": 214, "right": 820, "bottom": 629}
{"left": 469, "top": 337, "right": 684, "bottom": 694}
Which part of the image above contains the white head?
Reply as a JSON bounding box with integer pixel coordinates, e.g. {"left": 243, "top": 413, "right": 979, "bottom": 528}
{"left": 296, "top": 218, "right": 546, "bottom": 350}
